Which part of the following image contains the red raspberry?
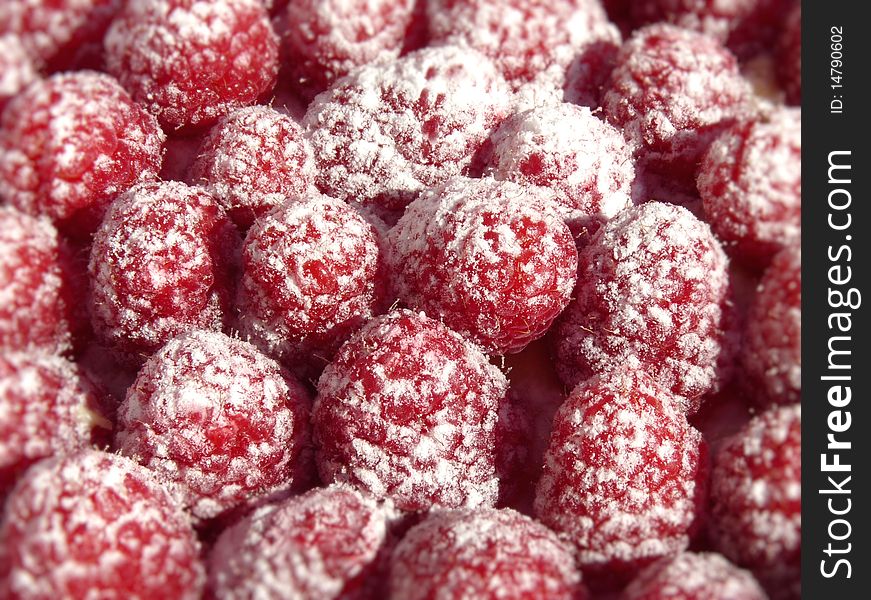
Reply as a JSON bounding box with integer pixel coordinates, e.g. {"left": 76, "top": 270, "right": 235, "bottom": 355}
{"left": 105, "top": 0, "right": 279, "bottom": 131}
{"left": 88, "top": 181, "right": 240, "bottom": 364}
{"left": 709, "top": 404, "right": 801, "bottom": 599}
{"left": 209, "top": 484, "right": 391, "bottom": 599}
{"left": 114, "top": 330, "right": 312, "bottom": 523}
{"left": 0, "top": 71, "right": 165, "bottom": 236}
{"left": 776, "top": 4, "right": 801, "bottom": 106}
{"left": 0, "top": 35, "right": 38, "bottom": 113}
{"left": 622, "top": 552, "right": 767, "bottom": 600}
{"left": 533, "top": 368, "right": 708, "bottom": 586}
{"left": 304, "top": 45, "right": 513, "bottom": 219}
{"left": 553, "top": 202, "right": 738, "bottom": 410}
{"left": 189, "top": 106, "right": 315, "bottom": 229}
{"left": 238, "top": 192, "right": 387, "bottom": 379}
{"left": 698, "top": 107, "right": 801, "bottom": 268}
{"left": 388, "top": 176, "right": 577, "bottom": 355}
{"left": 742, "top": 246, "right": 800, "bottom": 407}
{"left": 313, "top": 310, "right": 510, "bottom": 512}
{"left": 485, "top": 104, "right": 636, "bottom": 241}
{"left": 389, "top": 508, "right": 587, "bottom": 600}
{"left": 0, "top": 450, "right": 204, "bottom": 599}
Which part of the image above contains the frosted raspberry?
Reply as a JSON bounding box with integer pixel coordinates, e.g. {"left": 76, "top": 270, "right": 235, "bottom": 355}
{"left": 313, "top": 310, "right": 509, "bottom": 512}
{"left": 238, "top": 192, "right": 387, "bottom": 379}
{"left": 742, "top": 246, "right": 800, "bottom": 407}
{"left": 709, "top": 404, "right": 801, "bottom": 599}
{"left": 485, "top": 104, "right": 636, "bottom": 240}
{"left": 304, "top": 45, "right": 513, "bottom": 219}
{"left": 209, "top": 484, "right": 391, "bottom": 599}
{"left": 0, "top": 450, "right": 204, "bottom": 599}
{"left": 0, "top": 35, "right": 38, "bottom": 113}
{"left": 189, "top": 106, "right": 315, "bottom": 229}
{"left": 698, "top": 107, "right": 801, "bottom": 268}
{"left": 776, "top": 4, "right": 801, "bottom": 106}
{"left": 388, "top": 177, "right": 577, "bottom": 355}
{"left": 390, "top": 508, "right": 587, "bottom": 600}
{"left": 554, "top": 202, "right": 738, "bottom": 410}
{"left": 88, "top": 181, "right": 240, "bottom": 364}
{"left": 622, "top": 552, "right": 766, "bottom": 600}
{"left": 105, "top": 0, "right": 279, "bottom": 131}
{"left": 602, "top": 24, "right": 750, "bottom": 201}
{"left": 114, "top": 330, "right": 311, "bottom": 523}
{"left": 0, "top": 72, "right": 165, "bottom": 235}
{"left": 533, "top": 368, "right": 707, "bottom": 586}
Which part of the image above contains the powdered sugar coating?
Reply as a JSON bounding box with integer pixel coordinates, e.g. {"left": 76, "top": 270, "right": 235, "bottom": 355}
{"left": 105, "top": 0, "right": 279, "bottom": 131}
{"left": 554, "top": 202, "right": 737, "bottom": 410}
{"left": 776, "top": 4, "right": 800, "bottom": 106}
{"left": 388, "top": 176, "right": 577, "bottom": 354}
{"left": 0, "top": 35, "right": 38, "bottom": 112}
{"left": 0, "top": 450, "right": 204, "bottom": 600}
{"left": 389, "top": 507, "right": 587, "bottom": 600}
{"left": 622, "top": 552, "right": 767, "bottom": 600}
{"left": 313, "top": 310, "right": 509, "bottom": 512}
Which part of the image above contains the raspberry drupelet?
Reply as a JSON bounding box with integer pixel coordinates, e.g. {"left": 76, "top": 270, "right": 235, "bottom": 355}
{"left": 209, "top": 483, "right": 392, "bottom": 599}
{"left": 0, "top": 71, "right": 165, "bottom": 236}
{"left": 104, "top": 0, "right": 279, "bottom": 131}
{"left": 312, "top": 310, "right": 510, "bottom": 512}
{"left": 88, "top": 181, "right": 240, "bottom": 365}
{"left": 388, "top": 176, "right": 577, "bottom": 355}
{"left": 237, "top": 192, "right": 387, "bottom": 379}
{"left": 114, "top": 330, "right": 312, "bottom": 524}
{"left": 0, "top": 35, "right": 38, "bottom": 113}
{"left": 776, "top": 4, "right": 801, "bottom": 106}
{"left": 553, "top": 201, "right": 738, "bottom": 411}
{"left": 709, "top": 404, "right": 801, "bottom": 599}
{"left": 0, "top": 450, "right": 205, "bottom": 600}
{"left": 534, "top": 367, "right": 708, "bottom": 588}
{"left": 389, "top": 508, "right": 588, "bottom": 600}
{"left": 304, "top": 45, "right": 513, "bottom": 220}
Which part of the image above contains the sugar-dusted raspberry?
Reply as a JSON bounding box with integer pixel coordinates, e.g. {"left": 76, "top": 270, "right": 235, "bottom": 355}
{"left": 776, "top": 4, "right": 801, "bottom": 106}
{"left": 105, "top": 0, "right": 279, "bottom": 131}
{"left": 88, "top": 181, "right": 239, "bottom": 364}
{"left": 115, "top": 330, "right": 312, "bottom": 523}
{"left": 304, "top": 46, "right": 513, "bottom": 219}
{"left": 602, "top": 24, "right": 750, "bottom": 201}
{"left": 554, "top": 202, "right": 737, "bottom": 410}
{"left": 485, "top": 104, "right": 636, "bottom": 240}
{"left": 0, "top": 71, "right": 165, "bottom": 235}
{"left": 388, "top": 177, "right": 577, "bottom": 355}
{"left": 0, "top": 450, "right": 204, "bottom": 599}
{"left": 534, "top": 368, "right": 708, "bottom": 586}
{"left": 238, "top": 192, "right": 387, "bottom": 378}
{"left": 313, "top": 310, "right": 510, "bottom": 512}
{"left": 709, "top": 404, "right": 801, "bottom": 599}
{"left": 209, "top": 484, "right": 392, "bottom": 599}
{"left": 698, "top": 107, "right": 800, "bottom": 268}
{"left": 189, "top": 106, "right": 315, "bottom": 229}
{"left": 742, "top": 246, "right": 800, "bottom": 407}
{"left": 0, "top": 35, "right": 38, "bottom": 113}
{"left": 622, "top": 552, "right": 767, "bottom": 600}
{"left": 390, "top": 508, "right": 587, "bottom": 600}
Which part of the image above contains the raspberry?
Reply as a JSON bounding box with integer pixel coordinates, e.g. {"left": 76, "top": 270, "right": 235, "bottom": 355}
{"left": 709, "top": 404, "right": 801, "bottom": 599}
{"left": 0, "top": 71, "right": 165, "bottom": 236}
{"left": 304, "top": 45, "right": 512, "bottom": 219}
{"left": 189, "top": 106, "right": 315, "bottom": 229}
{"left": 0, "top": 450, "right": 204, "bottom": 599}
{"left": 105, "top": 0, "right": 279, "bottom": 131}
{"left": 622, "top": 552, "right": 767, "bottom": 600}
{"left": 776, "top": 4, "right": 801, "bottom": 106}
{"left": 698, "top": 107, "right": 801, "bottom": 268}
{"left": 485, "top": 104, "right": 636, "bottom": 241}
{"left": 553, "top": 202, "right": 738, "bottom": 410}
{"left": 0, "top": 35, "right": 38, "bottom": 113}
{"left": 237, "top": 192, "right": 387, "bottom": 379}
{"left": 742, "top": 246, "right": 800, "bottom": 407}
{"left": 0, "top": 353, "right": 109, "bottom": 493}
{"left": 115, "top": 330, "right": 312, "bottom": 523}
{"left": 602, "top": 24, "right": 750, "bottom": 201}
{"left": 533, "top": 368, "right": 707, "bottom": 586}
{"left": 88, "top": 181, "right": 240, "bottom": 364}
{"left": 313, "top": 310, "right": 509, "bottom": 512}
{"left": 389, "top": 508, "right": 587, "bottom": 600}
{"left": 209, "top": 484, "right": 391, "bottom": 599}
{"left": 388, "top": 176, "right": 577, "bottom": 354}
